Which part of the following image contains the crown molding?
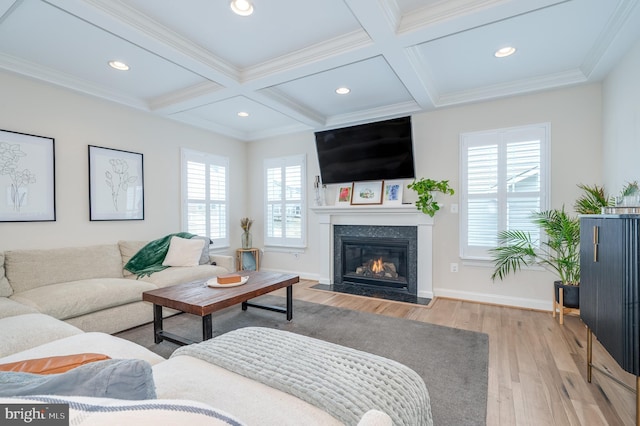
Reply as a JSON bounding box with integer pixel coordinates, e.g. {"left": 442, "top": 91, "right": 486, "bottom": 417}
{"left": 0, "top": 52, "right": 148, "bottom": 110}
{"left": 61, "top": 0, "right": 239, "bottom": 83}
{"left": 243, "top": 30, "right": 373, "bottom": 83}
{"left": 323, "top": 101, "right": 419, "bottom": 130}
{"left": 435, "top": 69, "right": 587, "bottom": 107}
{"left": 149, "top": 81, "right": 223, "bottom": 111}
{"left": 580, "top": 0, "right": 638, "bottom": 78}
{"left": 398, "top": 0, "right": 507, "bottom": 34}
{"left": 256, "top": 87, "right": 326, "bottom": 127}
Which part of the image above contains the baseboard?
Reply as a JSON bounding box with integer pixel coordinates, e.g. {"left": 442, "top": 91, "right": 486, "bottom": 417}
{"left": 256, "top": 267, "right": 321, "bottom": 283}
{"left": 434, "top": 288, "right": 552, "bottom": 311}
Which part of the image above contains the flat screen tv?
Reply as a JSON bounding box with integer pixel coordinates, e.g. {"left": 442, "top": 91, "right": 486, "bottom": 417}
{"left": 314, "top": 116, "right": 415, "bottom": 184}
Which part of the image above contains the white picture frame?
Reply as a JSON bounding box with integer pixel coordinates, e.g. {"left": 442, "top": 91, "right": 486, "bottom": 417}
{"left": 89, "top": 145, "right": 144, "bottom": 221}
{"left": 383, "top": 180, "right": 404, "bottom": 205}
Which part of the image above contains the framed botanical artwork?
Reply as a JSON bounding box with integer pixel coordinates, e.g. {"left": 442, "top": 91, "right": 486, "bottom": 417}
{"left": 351, "top": 180, "right": 383, "bottom": 205}
{"left": 335, "top": 184, "right": 353, "bottom": 206}
{"left": 383, "top": 180, "right": 404, "bottom": 205}
{"left": 0, "top": 129, "right": 56, "bottom": 222}
{"left": 89, "top": 145, "right": 144, "bottom": 221}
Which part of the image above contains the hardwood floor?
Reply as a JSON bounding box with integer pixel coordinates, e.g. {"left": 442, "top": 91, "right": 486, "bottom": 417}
{"left": 274, "top": 279, "right": 638, "bottom": 426}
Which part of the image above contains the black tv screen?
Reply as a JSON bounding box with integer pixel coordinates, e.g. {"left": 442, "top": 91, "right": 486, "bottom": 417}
{"left": 314, "top": 116, "right": 415, "bottom": 184}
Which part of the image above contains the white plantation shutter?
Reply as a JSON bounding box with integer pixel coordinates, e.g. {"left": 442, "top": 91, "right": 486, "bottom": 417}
{"left": 460, "top": 124, "right": 549, "bottom": 259}
{"left": 182, "top": 149, "right": 229, "bottom": 247}
{"left": 264, "top": 155, "right": 306, "bottom": 247}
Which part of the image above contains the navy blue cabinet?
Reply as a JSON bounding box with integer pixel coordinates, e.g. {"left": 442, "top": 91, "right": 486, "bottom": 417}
{"left": 580, "top": 216, "right": 640, "bottom": 375}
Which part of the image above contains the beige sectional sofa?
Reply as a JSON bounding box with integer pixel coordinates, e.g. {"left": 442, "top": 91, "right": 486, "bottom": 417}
{"left": 0, "top": 241, "right": 431, "bottom": 425}
{"left": 0, "top": 241, "right": 233, "bottom": 334}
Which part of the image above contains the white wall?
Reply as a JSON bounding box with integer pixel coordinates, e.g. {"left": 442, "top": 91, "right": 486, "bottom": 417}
{"left": 413, "top": 85, "right": 602, "bottom": 310}
{"left": 249, "top": 84, "right": 603, "bottom": 310}
{"left": 246, "top": 132, "right": 321, "bottom": 278}
{"left": 603, "top": 38, "right": 640, "bottom": 192}
{"left": 0, "top": 70, "right": 246, "bottom": 252}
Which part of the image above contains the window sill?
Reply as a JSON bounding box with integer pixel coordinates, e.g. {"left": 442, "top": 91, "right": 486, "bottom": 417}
{"left": 264, "top": 246, "right": 305, "bottom": 254}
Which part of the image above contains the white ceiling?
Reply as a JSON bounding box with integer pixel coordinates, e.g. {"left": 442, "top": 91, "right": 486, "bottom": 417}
{"left": 1, "top": 0, "right": 639, "bottom": 141}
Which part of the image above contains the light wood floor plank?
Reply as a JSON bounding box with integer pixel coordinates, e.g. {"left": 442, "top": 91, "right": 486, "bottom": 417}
{"left": 281, "top": 280, "right": 638, "bottom": 425}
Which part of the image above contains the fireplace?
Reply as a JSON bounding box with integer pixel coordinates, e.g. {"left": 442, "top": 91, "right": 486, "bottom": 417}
{"left": 311, "top": 204, "right": 434, "bottom": 300}
{"left": 341, "top": 237, "right": 409, "bottom": 289}
{"left": 334, "top": 225, "right": 417, "bottom": 296}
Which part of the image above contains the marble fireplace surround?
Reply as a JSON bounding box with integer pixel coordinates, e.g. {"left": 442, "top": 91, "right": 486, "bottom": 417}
{"left": 311, "top": 205, "right": 434, "bottom": 299}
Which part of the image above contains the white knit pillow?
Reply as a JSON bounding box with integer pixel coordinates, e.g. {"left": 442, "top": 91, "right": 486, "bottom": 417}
{"left": 162, "top": 237, "right": 205, "bottom": 267}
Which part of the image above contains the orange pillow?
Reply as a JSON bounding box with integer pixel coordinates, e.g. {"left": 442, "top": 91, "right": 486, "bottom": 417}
{"left": 0, "top": 353, "right": 111, "bottom": 374}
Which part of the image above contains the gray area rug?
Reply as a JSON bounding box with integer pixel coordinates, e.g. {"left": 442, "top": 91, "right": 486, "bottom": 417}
{"left": 116, "top": 295, "right": 488, "bottom": 425}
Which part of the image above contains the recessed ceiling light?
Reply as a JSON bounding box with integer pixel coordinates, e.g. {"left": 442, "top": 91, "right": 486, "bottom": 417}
{"left": 230, "top": 0, "right": 254, "bottom": 16}
{"left": 335, "top": 87, "right": 351, "bottom": 95}
{"left": 108, "top": 60, "right": 130, "bottom": 71}
{"left": 494, "top": 47, "right": 516, "bottom": 58}
{"left": 237, "top": 111, "right": 249, "bottom": 117}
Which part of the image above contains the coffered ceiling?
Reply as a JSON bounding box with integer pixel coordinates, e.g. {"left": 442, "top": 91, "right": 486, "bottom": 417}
{"left": 1, "top": 0, "right": 639, "bottom": 141}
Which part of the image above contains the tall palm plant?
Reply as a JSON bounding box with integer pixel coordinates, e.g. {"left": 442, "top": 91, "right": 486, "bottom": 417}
{"left": 490, "top": 207, "right": 580, "bottom": 285}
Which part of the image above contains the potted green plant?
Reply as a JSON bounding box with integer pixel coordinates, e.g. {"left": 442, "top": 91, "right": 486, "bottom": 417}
{"left": 573, "top": 183, "right": 614, "bottom": 214}
{"left": 489, "top": 207, "right": 580, "bottom": 307}
{"left": 619, "top": 180, "right": 639, "bottom": 206}
{"left": 407, "top": 178, "right": 455, "bottom": 217}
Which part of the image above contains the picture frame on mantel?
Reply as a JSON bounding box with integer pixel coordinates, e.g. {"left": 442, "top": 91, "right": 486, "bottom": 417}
{"left": 89, "top": 145, "right": 144, "bottom": 221}
{"left": 383, "top": 180, "right": 404, "bottom": 206}
{"left": 351, "top": 180, "right": 383, "bottom": 205}
{"left": 335, "top": 184, "right": 353, "bottom": 206}
{"left": 0, "top": 129, "right": 56, "bottom": 222}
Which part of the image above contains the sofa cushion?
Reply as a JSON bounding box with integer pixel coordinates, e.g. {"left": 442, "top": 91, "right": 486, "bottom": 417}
{"left": 133, "top": 264, "right": 230, "bottom": 288}
{"left": 0, "top": 297, "right": 38, "bottom": 319}
{"left": 162, "top": 236, "right": 204, "bottom": 267}
{"left": 0, "top": 313, "right": 83, "bottom": 358}
{"left": 0, "top": 353, "right": 111, "bottom": 374}
{"left": 1, "top": 396, "right": 247, "bottom": 426}
{"left": 0, "top": 332, "right": 165, "bottom": 366}
{"left": 9, "top": 278, "right": 157, "bottom": 320}
{"left": 0, "top": 358, "right": 156, "bottom": 400}
{"left": 5, "top": 244, "right": 124, "bottom": 293}
{"left": 118, "top": 240, "right": 148, "bottom": 277}
{"left": 0, "top": 252, "right": 12, "bottom": 297}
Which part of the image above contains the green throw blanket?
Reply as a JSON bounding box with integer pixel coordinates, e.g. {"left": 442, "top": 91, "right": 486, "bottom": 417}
{"left": 124, "top": 232, "right": 195, "bottom": 278}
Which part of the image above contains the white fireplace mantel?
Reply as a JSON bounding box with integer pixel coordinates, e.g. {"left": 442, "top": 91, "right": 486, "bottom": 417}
{"left": 311, "top": 205, "right": 434, "bottom": 299}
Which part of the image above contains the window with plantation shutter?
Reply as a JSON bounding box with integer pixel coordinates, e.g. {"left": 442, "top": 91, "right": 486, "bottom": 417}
{"left": 460, "top": 123, "right": 550, "bottom": 260}
{"left": 264, "top": 155, "right": 306, "bottom": 248}
{"left": 181, "top": 148, "right": 229, "bottom": 247}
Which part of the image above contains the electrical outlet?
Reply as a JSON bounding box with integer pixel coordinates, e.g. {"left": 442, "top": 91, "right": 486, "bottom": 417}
{"left": 450, "top": 263, "right": 459, "bottom": 273}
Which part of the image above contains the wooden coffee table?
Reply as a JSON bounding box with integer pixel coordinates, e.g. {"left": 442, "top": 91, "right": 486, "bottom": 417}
{"left": 142, "top": 270, "right": 299, "bottom": 346}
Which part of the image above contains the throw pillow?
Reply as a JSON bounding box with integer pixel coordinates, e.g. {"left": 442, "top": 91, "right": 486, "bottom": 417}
{"left": 0, "top": 358, "right": 156, "bottom": 400}
{"left": 0, "top": 353, "right": 111, "bottom": 375}
{"left": 192, "top": 235, "right": 212, "bottom": 265}
{"left": 162, "top": 236, "right": 205, "bottom": 267}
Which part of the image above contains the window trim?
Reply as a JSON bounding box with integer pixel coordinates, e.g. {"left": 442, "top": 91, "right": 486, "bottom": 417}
{"left": 181, "top": 148, "right": 230, "bottom": 248}
{"left": 459, "top": 123, "right": 550, "bottom": 260}
{"left": 263, "top": 154, "right": 307, "bottom": 249}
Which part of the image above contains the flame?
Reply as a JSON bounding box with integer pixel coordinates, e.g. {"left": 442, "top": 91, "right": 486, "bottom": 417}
{"left": 371, "top": 258, "right": 384, "bottom": 273}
